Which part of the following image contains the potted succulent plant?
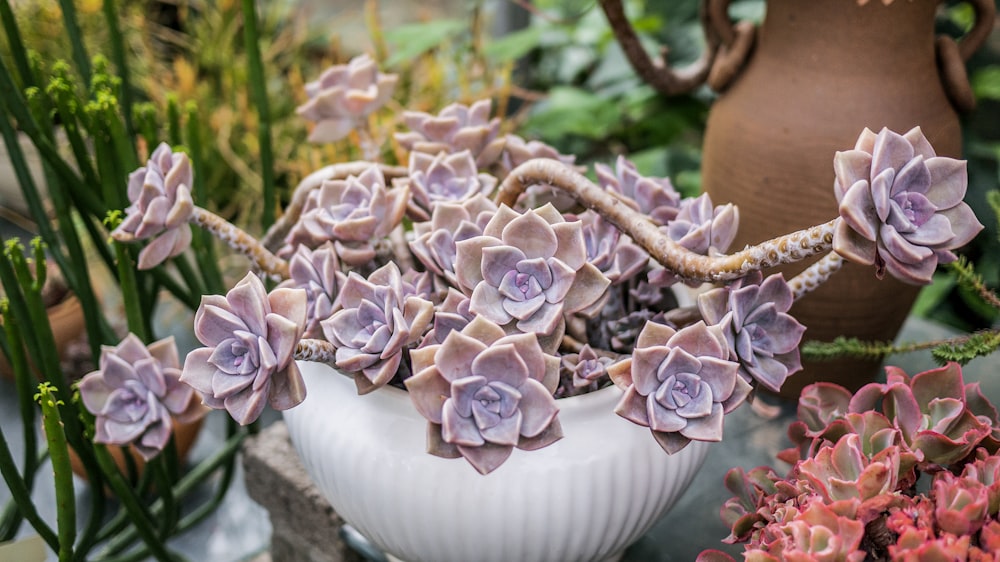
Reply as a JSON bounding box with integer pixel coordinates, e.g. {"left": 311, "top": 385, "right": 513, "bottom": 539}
{"left": 699, "top": 361, "right": 1000, "bottom": 561}
{"left": 79, "top": 52, "right": 985, "bottom": 562}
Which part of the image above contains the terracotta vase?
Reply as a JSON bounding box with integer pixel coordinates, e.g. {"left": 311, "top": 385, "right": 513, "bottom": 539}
{"left": 699, "top": 0, "right": 993, "bottom": 398}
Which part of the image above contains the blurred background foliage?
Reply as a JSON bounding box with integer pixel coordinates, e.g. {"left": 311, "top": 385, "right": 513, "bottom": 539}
{"left": 2, "top": 0, "right": 997, "bottom": 332}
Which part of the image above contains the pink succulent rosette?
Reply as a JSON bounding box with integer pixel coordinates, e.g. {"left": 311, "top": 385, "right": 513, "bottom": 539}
{"left": 79, "top": 334, "right": 206, "bottom": 460}
{"left": 608, "top": 321, "right": 751, "bottom": 454}
{"left": 400, "top": 150, "right": 497, "bottom": 222}
{"left": 454, "top": 204, "right": 612, "bottom": 344}
{"left": 181, "top": 272, "right": 307, "bottom": 425}
{"left": 277, "top": 242, "right": 345, "bottom": 339}
{"left": 296, "top": 54, "right": 398, "bottom": 142}
{"left": 596, "top": 155, "right": 681, "bottom": 226}
{"left": 409, "top": 194, "right": 497, "bottom": 289}
{"left": 698, "top": 272, "right": 805, "bottom": 393}
{"left": 111, "top": 143, "right": 194, "bottom": 269}
{"left": 833, "top": 126, "right": 983, "bottom": 284}
{"left": 321, "top": 262, "right": 434, "bottom": 394}
{"left": 405, "top": 316, "right": 563, "bottom": 475}
{"left": 394, "top": 99, "right": 506, "bottom": 167}
{"left": 282, "top": 165, "right": 409, "bottom": 265}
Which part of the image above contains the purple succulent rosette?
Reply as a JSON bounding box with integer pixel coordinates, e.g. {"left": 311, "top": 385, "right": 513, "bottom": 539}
{"left": 321, "top": 262, "right": 434, "bottom": 394}
{"left": 401, "top": 150, "right": 497, "bottom": 222}
{"left": 454, "top": 204, "right": 612, "bottom": 345}
{"left": 577, "top": 210, "right": 649, "bottom": 286}
{"left": 405, "top": 316, "right": 563, "bottom": 474}
{"left": 563, "top": 344, "right": 614, "bottom": 389}
{"left": 417, "top": 288, "right": 474, "bottom": 348}
{"left": 697, "top": 272, "right": 805, "bottom": 393}
{"left": 394, "top": 99, "right": 506, "bottom": 167}
{"left": 409, "top": 194, "right": 497, "bottom": 289}
{"left": 79, "top": 334, "right": 206, "bottom": 460}
{"left": 498, "top": 133, "right": 576, "bottom": 175}
{"left": 664, "top": 192, "right": 739, "bottom": 257}
{"left": 608, "top": 321, "right": 751, "bottom": 454}
{"left": 277, "top": 242, "right": 346, "bottom": 339}
{"left": 181, "top": 272, "right": 307, "bottom": 425}
{"left": 111, "top": 143, "right": 194, "bottom": 269}
{"left": 296, "top": 54, "right": 398, "bottom": 142}
{"left": 282, "top": 165, "right": 409, "bottom": 265}
{"left": 596, "top": 155, "right": 681, "bottom": 226}
{"left": 833, "top": 126, "right": 983, "bottom": 284}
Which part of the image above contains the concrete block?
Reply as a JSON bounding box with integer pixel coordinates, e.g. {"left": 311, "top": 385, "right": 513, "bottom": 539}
{"left": 242, "top": 421, "right": 363, "bottom": 562}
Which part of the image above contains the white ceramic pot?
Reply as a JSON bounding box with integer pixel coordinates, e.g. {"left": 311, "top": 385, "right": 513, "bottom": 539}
{"left": 284, "top": 361, "right": 711, "bottom": 562}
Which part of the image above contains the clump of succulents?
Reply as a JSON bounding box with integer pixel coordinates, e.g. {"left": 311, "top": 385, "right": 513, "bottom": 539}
{"left": 105, "top": 54, "right": 983, "bottom": 474}
{"left": 700, "top": 363, "right": 1000, "bottom": 562}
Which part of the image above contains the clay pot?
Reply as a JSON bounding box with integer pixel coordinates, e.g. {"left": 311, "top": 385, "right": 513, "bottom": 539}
{"left": 699, "top": 0, "right": 993, "bottom": 398}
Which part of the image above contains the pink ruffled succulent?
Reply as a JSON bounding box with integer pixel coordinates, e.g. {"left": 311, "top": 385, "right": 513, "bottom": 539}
{"left": 608, "top": 321, "right": 751, "bottom": 454}
{"left": 833, "top": 127, "right": 983, "bottom": 284}
{"left": 743, "top": 500, "right": 867, "bottom": 562}
{"left": 79, "top": 334, "right": 205, "bottom": 460}
{"left": 405, "top": 316, "right": 563, "bottom": 474}
{"left": 111, "top": 143, "right": 194, "bottom": 269}
{"left": 933, "top": 471, "right": 990, "bottom": 536}
{"left": 596, "top": 155, "right": 681, "bottom": 226}
{"left": 454, "top": 204, "right": 611, "bottom": 342}
{"left": 400, "top": 150, "right": 497, "bottom": 222}
{"left": 277, "top": 243, "right": 346, "bottom": 339}
{"left": 849, "top": 362, "right": 992, "bottom": 466}
{"left": 796, "top": 433, "right": 902, "bottom": 503}
{"left": 282, "top": 165, "right": 409, "bottom": 265}
{"left": 321, "top": 262, "right": 434, "bottom": 394}
{"left": 296, "top": 54, "right": 398, "bottom": 142}
{"left": 180, "top": 272, "right": 307, "bottom": 425}
{"left": 698, "top": 272, "right": 805, "bottom": 393}
{"left": 409, "top": 194, "right": 497, "bottom": 289}
{"left": 394, "top": 99, "right": 505, "bottom": 167}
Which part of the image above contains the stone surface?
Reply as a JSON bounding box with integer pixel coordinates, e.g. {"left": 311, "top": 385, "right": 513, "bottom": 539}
{"left": 243, "top": 422, "right": 363, "bottom": 562}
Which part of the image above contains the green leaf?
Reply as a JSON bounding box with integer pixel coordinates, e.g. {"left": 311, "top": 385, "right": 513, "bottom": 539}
{"left": 483, "top": 27, "right": 543, "bottom": 63}
{"left": 522, "top": 86, "right": 623, "bottom": 141}
{"left": 972, "top": 66, "right": 1000, "bottom": 101}
{"left": 384, "top": 19, "right": 467, "bottom": 67}
{"left": 911, "top": 272, "right": 957, "bottom": 318}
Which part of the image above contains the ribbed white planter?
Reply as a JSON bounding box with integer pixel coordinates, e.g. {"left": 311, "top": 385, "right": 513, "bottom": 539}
{"left": 284, "top": 361, "right": 710, "bottom": 562}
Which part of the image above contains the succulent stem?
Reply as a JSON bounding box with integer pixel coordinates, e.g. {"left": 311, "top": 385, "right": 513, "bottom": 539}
{"left": 788, "top": 252, "right": 845, "bottom": 300}
{"left": 294, "top": 339, "right": 339, "bottom": 364}
{"left": 498, "top": 159, "right": 838, "bottom": 282}
{"left": 260, "top": 162, "right": 408, "bottom": 252}
{"left": 190, "top": 207, "right": 289, "bottom": 280}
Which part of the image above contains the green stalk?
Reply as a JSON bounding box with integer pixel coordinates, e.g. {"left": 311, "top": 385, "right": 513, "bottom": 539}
{"left": 241, "top": 0, "right": 276, "bottom": 229}
{"left": 0, "top": 57, "right": 88, "bottom": 201}
{"left": 92, "top": 445, "right": 175, "bottom": 562}
{"left": 1, "top": 302, "right": 39, "bottom": 484}
{"left": 166, "top": 95, "right": 182, "bottom": 146}
{"left": 56, "top": 0, "right": 92, "bottom": 84}
{"left": 152, "top": 456, "right": 178, "bottom": 538}
{"left": 101, "top": 0, "right": 134, "bottom": 138}
{"left": 98, "top": 431, "right": 246, "bottom": 557}
{"left": 43, "top": 158, "right": 113, "bottom": 359}
{"left": 114, "top": 242, "right": 149, "bottom": 342}
{"left": 0, "top": 426, "right": 58, "bottom": 550}
{"left": 184, "top": 102, "right": 224, "bottom": 294}
{"left": 36, "top": 383, "right": 76, "bottom": 562}
{"left": 0, "top": 0, "right": 35, "bottom": 88}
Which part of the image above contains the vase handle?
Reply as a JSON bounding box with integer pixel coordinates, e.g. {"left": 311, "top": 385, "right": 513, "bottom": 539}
{"left": 937, "top": 0, "right": 996, "bottom": 113}
{"left": 703, "top": 0, "right": 756, "bottom": 92}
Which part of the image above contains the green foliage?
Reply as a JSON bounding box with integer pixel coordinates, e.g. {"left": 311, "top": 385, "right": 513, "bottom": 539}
{"left": 931, "top": 330, "right": 1000, "bottom": 366}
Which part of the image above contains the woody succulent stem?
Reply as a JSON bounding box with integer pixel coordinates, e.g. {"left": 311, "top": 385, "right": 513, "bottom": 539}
{"left": 788, "top": 252, "right": 845, "bottom": 300}
{"left": 294, "top": 339, "right": 339, "bottom": 364}
{"left": 190, "top": 207, "right": 289, "bottom": 280}
{"left": 498, "top": 159, "right": 838, "bottom": 282}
